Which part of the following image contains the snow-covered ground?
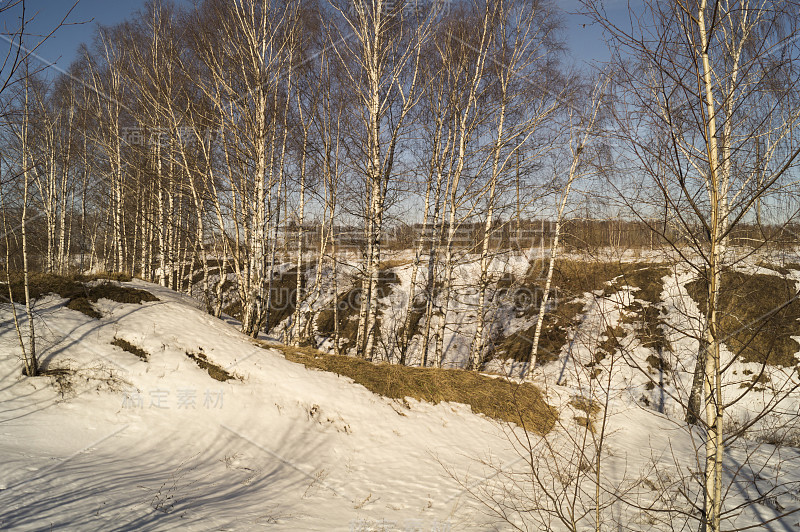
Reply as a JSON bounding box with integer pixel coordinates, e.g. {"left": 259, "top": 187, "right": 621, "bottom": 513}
{"left": 2, "top": 263, "right": 800, "bottom": 530}
{"left": 0, "top": 281, "right": 530, "bottom": 530}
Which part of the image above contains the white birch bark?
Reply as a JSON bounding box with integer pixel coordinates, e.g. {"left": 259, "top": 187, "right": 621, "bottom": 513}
{"left": 524, "top": 78, "right": 607, "bottom": 380}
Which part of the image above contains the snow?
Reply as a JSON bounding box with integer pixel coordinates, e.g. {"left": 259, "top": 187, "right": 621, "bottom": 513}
{"left": 3, "top": 262, "right": 800, "bottom": 530}
{"left": 0, "top": 281, "right": 518, "bottom": 530}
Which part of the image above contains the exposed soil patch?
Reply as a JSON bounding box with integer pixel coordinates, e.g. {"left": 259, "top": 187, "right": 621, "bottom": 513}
{"left": 5, "top": 273, "right": 85, "bottom": 300}
{"left": 112, "top": 338, "right": 150, "bottom": 362}
{"left": 528, "top": 259, "right": 665, "bottom": 299}
{"left": 220, "top": 266, "right": 305, "bottom": 332}
{"left": 3, "top": 272, "right": 158, "bottom": 308}
{"left": 3, "top": 273, "right": 158, "bottom": 319}
{"left": 584, "top": 325, "right": 625, "bottom": 380}
{"left": 397, "top": 300, "right": 426, "bottom": 349}
{"left": 266, "top": 268, "right": 303, "bottom": 331}
{"left": 646, "top": 353, "right": 671, "bottom": 373}
{"left": 685, "top": 271, "right": 800, "bottom": 367}
{"left": 490, "top": 261, "right": 671, "bottom": 368}
{"left": 186, "top": 350, "right": 236, "bottom": 382}
{"left": 493, "top": 299, "right": 585, "bottom": 365}
{"left": 3, "top": 272, "right": 135, "bottom": 301}
{"left": 316, "top": 269, "right": 400, "bottom": 353}
{"left": 617, "top": 266, "right": 672, "bottom": 353}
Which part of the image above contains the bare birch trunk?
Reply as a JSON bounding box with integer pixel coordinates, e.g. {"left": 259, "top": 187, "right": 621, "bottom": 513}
{"left": 470, "top": 97, "right": 506, "bottom": 370}
{"left": 291, "top": 128, "right": 308, "bottom": 345}
{"left": 20, "top": 81, "right": 38, "bottom": 376}
{"left": 524, "top": 79, "right": 606, "bottom": 379}
{"left": 697, "top": 4, "right": 724, "bottom": 528}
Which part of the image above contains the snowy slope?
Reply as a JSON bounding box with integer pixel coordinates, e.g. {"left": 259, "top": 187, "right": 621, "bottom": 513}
{"left": 2, "top": 275, "right": 800, "bottom": 531}
{"left": 0, "top": 281, "right": 523, "bottom": 531}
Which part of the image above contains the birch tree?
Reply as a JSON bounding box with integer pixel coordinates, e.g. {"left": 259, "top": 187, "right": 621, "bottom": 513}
{"left": 468, "top": 0, "right": 566, "bottom": 370}
{"left": 428, "top": 2, "right": 493, "bottom": 368}
{"left": 584, "top": 0, "right": 800, "bottom": 529}
{"left": 524, "top": 76, "right": 608, "bottom": 379}
{"left": 2, "top": 64, "right": 39, "bottom": 376}
{"left": 329, "top": 0, "right": 438, "bottom": 360}
{"left": 188, "top": 0, "right": 300, "bottom": 336}
{"left": 85, "top": 29, "right": 128, "bottom": 273}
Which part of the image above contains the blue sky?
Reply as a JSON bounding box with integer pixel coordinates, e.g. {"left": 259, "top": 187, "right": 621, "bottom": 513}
{"left": 18, "top": 0, "right": 191, "bottom": 69}
{"left": 17, "top": 0, "right": 638, "bottom": 75}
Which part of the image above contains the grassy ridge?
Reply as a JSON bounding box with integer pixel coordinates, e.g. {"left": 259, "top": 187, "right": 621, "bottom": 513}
{"left": 1, "top": 272, "right": 158, "bottom": 319}
{"left": 264, "top": 342, "right": 558, "bottom": 436}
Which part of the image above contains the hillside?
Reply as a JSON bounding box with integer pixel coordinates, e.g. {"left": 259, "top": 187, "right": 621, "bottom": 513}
{"left": 2, "top": 260, "right": 800, "bottom": 530}
{"left": 0, "top": 278, "right": 550, "bottom": 530}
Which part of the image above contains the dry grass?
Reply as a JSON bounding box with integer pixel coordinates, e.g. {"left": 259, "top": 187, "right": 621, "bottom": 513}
{"left": 574, "top": 416, "right": 595, "bottom": 433}
{"left": 570, "top": 395, "right": 602, "bottom": 433}
{"left": 617, "top": 265, "right": 672, "bottom": 303}
{"left": 583, "top": 325, "right": 625, "bottom": 380}
{"left": 265, "top": 342, "right": 558, "bottom": 435}
{"left": 186, "top": 351, "right": 236, "bottom": 382}
{"left": 685, "top": 271, "right": 800, "bottom": 367}
{"left": 112, "top": 338, "right": 149, "bottom": 362}
{"left": 66, "top": 297, "right": 102, "bottom": 319}
{"left": 3, "top": 272, "right": 156, "bottom": 305}
{"left": 569, "top": 395, "right": 601, "bottom": 417}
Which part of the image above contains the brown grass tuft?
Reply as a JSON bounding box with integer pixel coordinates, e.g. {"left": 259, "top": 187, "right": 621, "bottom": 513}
{"left": 569, "top": 395, "right": 601, "bottom": 416}
{"left": 66, "top": 297, "right": 102, "bottom": 319}
{"left": 574, "top": 416, "right": 595, "bottom": 433}
{"left": 186, "top": 351, "right": 236, "bottom": 382}
{"left": 264, "top": 342, "right": 558, "bottom": 435}
{"left": 112, "top": 338, "right": 149, "bottom": 362}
